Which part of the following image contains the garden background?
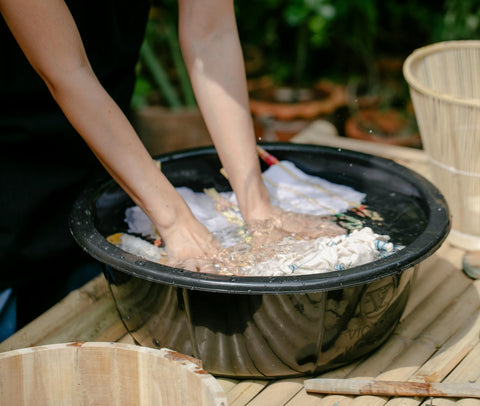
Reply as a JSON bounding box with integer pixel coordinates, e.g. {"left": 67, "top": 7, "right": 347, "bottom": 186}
{"left": 129, "top": 0, "right": 480, "bottom": 153}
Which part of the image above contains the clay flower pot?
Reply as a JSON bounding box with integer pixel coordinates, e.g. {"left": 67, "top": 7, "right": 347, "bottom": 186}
{"left": 345, "top": 108, "right": 421, "bottom": 147}
{"left": 249, "top": 80, "right": 347, "bottom": 141}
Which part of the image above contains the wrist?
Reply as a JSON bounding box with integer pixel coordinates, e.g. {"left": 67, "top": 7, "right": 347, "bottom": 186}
{"left": 237, "top": 177, "right": 272, "bottom": 224}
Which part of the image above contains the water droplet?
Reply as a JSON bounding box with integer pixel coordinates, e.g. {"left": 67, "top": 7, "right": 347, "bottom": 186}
{"left": 135, "top": 260, "right": 145, "bottom": 266}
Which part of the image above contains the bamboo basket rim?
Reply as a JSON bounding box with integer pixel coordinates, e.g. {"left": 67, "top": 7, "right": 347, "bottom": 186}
{"left": 0, "top": 342, "right": 227, "bottom": 404}
{"left": 0, "top": 341, "right": 192, "bottom": 360}
{"left": 403, "top": 40, "right": 480, "bottom": 108}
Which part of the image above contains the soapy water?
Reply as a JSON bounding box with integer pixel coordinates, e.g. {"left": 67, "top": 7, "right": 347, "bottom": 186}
{"left": 106, "top": 161, "right": 403, "bottom": 276}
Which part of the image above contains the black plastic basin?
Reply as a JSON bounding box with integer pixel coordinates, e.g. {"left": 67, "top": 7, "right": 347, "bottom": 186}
{"left": 70, "top": 143, "right": 450, "bottom": 378}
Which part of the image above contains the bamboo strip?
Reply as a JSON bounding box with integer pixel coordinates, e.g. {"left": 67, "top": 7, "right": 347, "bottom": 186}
{"left": 353, "top": 280, "right": 479, "bottom": 379}
{"left": 304, "top": 379, "right": 480, "bottom": 398}
{"left": 246, "top": 378, "right": 305, "bottom": 406}
{"left": 384, "top": 397, "right": 425, "bottom": 406}
{"left": 0, "top": 275, "right": 116, "bottom": 351}
{"left": 454, "top": 399, "right": 480, "bottom": 406}
{"left": 401, "top": 244, "right": 460, "bottom": 321}
{"left": 38, "top": 297, "right": 121, "bottom": 344}
{"left": 394, "top": 268, "right": 471, "bottom": 342}
{"left": 347, "top": 268, "right": 470, "bottom": 380}
{"left": 444, "top": 343, "right": 480, "bottom": 384}
{"left": 217, "top": 377, "right": 239, "bottom": 394}
{"left": 414, "top": 301, "right": 480, "bottom": 383}
{"left": 227, "top": 380, "right": 269, "bottom": 406}
{"left": 412, "top": 343, "right": 480, "bottom": 405}
{"left": 379, "top": 316, "right": 480, "bottom": 405}
{"left": 455, "top": 400, "right": 480, "bottom": 406}
{"left": 283, "top": 362, "right": 360, "bottom": 406}
{"left": 342, "top": 298, "right": 479, "bottom": 406}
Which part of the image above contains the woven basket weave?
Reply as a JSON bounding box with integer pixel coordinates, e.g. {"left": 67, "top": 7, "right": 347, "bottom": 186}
{"left": 404, "top": 40, "right": 480, "bottom": 250}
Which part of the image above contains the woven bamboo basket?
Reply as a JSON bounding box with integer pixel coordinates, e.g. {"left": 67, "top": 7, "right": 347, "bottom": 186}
{"left": 404, "top": 40, "right": 480, "bottom": 250}
{"left": 0, "top": 342, "right": 227, "bottom": 406}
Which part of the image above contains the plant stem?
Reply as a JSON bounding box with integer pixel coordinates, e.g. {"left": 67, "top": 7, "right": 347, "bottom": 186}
{"left": 164, "top": 21, "right": 197, "bottom": 107}
{"left": 139, "top": 39, "right": 183, "bottom": 109}
{"left": 293, "top": 19, "right": 309, "bottom": 100}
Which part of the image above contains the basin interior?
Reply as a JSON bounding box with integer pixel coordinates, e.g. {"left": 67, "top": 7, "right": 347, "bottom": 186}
{"left": 72, "top": 143, "right": 450, "bottom": 294}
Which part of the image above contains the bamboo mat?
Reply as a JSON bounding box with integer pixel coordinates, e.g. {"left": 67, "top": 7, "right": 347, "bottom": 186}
{"left": 1, "top": 125, "right": 479, "bottom": 405}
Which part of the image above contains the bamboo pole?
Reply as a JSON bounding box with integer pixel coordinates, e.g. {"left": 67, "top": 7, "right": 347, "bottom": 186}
{"left": 304, "top": 379, "right": 480, "bottom": 398}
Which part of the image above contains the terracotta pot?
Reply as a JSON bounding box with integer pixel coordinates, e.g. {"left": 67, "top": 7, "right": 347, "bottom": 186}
{"left": 345, "top": 109, "right": 422, "bottom": 148}
{"left": 249, "top": 80, "right": 347, "bottom": 141}
{"left": 249, "top": 80, "right": 347, "bottom": 121}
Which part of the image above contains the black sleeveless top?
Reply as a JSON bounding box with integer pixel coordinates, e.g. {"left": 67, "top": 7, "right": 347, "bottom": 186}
{"left": 0, "top": 0, "right": 150, "bottom": 288}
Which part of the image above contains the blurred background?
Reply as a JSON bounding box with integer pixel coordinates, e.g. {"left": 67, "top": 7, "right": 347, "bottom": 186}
{"left": 129, "top": 0, "right": 480, "bottom": 154}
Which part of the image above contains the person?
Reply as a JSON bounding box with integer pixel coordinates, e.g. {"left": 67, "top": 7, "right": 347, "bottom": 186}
{"left": 0, "top": 0, "right": 272, "bottom": 335}
{"left": 0, "top": 0, "right": 331, "bottom": 336}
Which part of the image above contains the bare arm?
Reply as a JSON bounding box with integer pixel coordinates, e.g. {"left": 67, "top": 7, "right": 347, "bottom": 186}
{"left": 0, "top": 0, "right": 219, "bottom": 261}
{"left": 178, "top": 0, "right": 273, "bottom": 224}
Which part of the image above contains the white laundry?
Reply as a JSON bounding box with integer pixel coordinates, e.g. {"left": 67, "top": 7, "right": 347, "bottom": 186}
{"left": 232, "top": 227, "right": 397, "bottom": 277}
{"left": 119, "top": 160, "right": 401, "bottom": 276}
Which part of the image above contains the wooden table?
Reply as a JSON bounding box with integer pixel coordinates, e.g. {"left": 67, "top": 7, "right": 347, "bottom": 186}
{"left": 2, "top": 123, "right": 480, "bottom": 405}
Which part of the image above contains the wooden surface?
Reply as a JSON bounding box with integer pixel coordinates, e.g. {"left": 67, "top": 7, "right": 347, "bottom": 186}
{"left": 2, "top": 123, "right": 479, "bottom": 405}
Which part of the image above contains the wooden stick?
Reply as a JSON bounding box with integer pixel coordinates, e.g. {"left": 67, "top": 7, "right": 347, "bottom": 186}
{"left": 304, "top": 378, "right": 480, "bottom": 398}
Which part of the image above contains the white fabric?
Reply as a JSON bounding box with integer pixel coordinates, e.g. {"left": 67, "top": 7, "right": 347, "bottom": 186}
{"left": 120, "top": 161, "right": 400, "bottom": 276}
{"left": 237, "top": 227, "right": 396, "bottom": 276}
{"left": 259, "top": 160, "right": 365, "bottom": 215}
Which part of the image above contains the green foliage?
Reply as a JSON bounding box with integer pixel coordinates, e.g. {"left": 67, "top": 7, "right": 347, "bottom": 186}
{"left": 132, "top": 4, "right": 196, "bottom": 110}
{"left": 434, "top": 0, "right": 480, "bottom": 41}
{"left": 236, "top": 0, "right": 338, "bottom": 85}
{"left": 133, "top": 0, "right": 480, "bottom": 108}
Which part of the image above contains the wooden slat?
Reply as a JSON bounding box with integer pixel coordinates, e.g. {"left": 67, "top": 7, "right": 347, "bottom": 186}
{"left": 0, "top": 275, "right": 121, "bottom": 352}
{"left": 344, "top": 283, "right": 480, "bottom": 406}
{"left": 304, "top": 379, "right": 480, "bottom": 398}
{"left": 413, "top": 292, "right": 480, "bottom": 383}
{"left": 227, "top": 380, "right": 268, "bottom": 406}
{"left": 282, "top": 362, "right": 361, "bottom": 406}
{"left": 401, "top": 242, "right": 464, "bottom": 321}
